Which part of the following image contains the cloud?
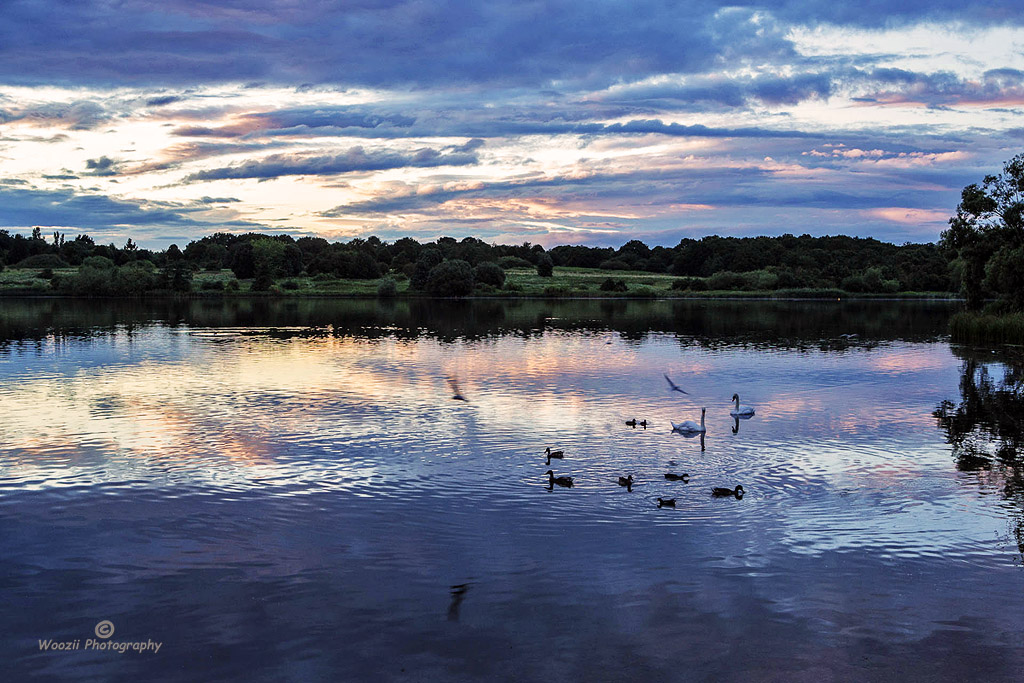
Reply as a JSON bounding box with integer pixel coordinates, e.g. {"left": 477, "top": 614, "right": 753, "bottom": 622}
{"left": 855, "top": 67, "right": 1024, "bottom": 106}
{"left": 84, "top": 156, "right": 122, "bottom": 176}
{"left": 1, "top": 100, "right": 111, "bottom": 130}
{"left": 0, "top": 185, "right": 225, "bottom": 231}
{"left": 0, "top": 1, "right": 1014, "bottom": 90}
{"left": 184, "top": 141, "right": 484, "bottom": 181}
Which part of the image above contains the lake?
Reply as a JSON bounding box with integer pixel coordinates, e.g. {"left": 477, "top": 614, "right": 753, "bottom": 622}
{"left": 2, "top": 298, "right": 1023, "bottom": 681}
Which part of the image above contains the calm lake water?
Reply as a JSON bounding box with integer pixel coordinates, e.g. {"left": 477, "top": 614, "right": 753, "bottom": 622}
{"left": 2, "top": 298, "right": 1023, "bottom": 681}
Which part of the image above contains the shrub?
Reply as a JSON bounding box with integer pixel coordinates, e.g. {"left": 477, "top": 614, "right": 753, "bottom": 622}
{"left": 598, "top": 258, "right": 631, "bottom": 271}
{"left": 81, "top": 255, "right": 116, "bottom": 270}
{"left": 671, "top": 277, "right": 707, "bottom": 291}
{"left": 313, "top": 273, "right": 335, "bottom": 282}
{"left": 201, "top": 280, "right": 225, "bottom": 291}
{"left": 599, "top": 278, "right": 628, "bottom": 292}
{"left": 14, "top": 253, "right": 67, "bottom": 268}
{"left": 474, "top": 261, "right": 506, "bottom": 288}
{"left": 37, "top": 268, "right": 54, "bottom": 279}
{"left": 536, "top": 253, "right": 554, "bottom": 277}
{"left": 426, "top": 259, "right": 475, "bottom": 296}
{"left": 251, "top": 273, "right": 274, "bottom": 291}
{"left": 280, "top": 279, "right": 301, "bottom": 290}
{"left": 503, "top": 281, "right": 523, "bottom": 292}
{"left": 543, "top": 285, "right": 570, "bottom": 295}
{"left": 225, "top": 279, "right": 240, "bottom": 292}
{"left": 113, "top": 261, "right": 157, "bottom": 295}
{"left": 707, "top": 271, "right": 748, "bottom": 290}
{"left": 377, "top": 276, "right": 398, "bottom": 298}
{"left": 498, "top": 256, "right": 532, "bottom": 269}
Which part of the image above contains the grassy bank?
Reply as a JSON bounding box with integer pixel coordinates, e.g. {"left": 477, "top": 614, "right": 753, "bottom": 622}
{"left": 950, "top": 311, "right": 1024, "bottom": 345}
{"left": 1, "top": 264, "right": 958, "bottom": 300}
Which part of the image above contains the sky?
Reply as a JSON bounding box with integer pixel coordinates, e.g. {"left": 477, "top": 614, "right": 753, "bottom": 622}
{"left": 0, "top": 1, "right": 1022, "bottom": 249}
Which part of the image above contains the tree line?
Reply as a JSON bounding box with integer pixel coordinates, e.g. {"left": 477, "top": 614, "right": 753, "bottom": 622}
{"left": 0, "top": 224, "right": 962, "bottom": 297}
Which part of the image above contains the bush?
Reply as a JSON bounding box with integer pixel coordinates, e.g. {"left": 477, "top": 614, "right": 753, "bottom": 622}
{"left": 536, "top": 253, "right": 554, "bottom": 277}
{"left": 543, "top": 285, "right": 570, "bottom": 295}
{"left": 598, "top": 258, "right": 631, "bottom": 271}
{"left": 707, "top": 271, "right": 748, "bottom": 290}
{"left": 474, "top": 261, "right": 506, "bottom": 288}
{"left": 201, "top": 279, "right": 225, "bottom": 291}
{"left": 251, "top": 273, "right": 274, "bottom": 291}
{"left": 225, "top": 279, "right": 240, "bottom": 292}
{"left": 14, "top": 253, "right": 67, "bottom": 268}
{"left": 81, "top": 255, "right": 116, "bottom": 270}
{"left": 280, "top": 279, "right": 301, "bottom": 290}
{"left": 113, "top": 261, "right": 157, "bottom": 295}
{"left": 498, "top": 256, "right": 532, "bottom": 269}
{"left": 599, "top": 278, "right": 628, "bottom": 292}
{"left": 426, "top": 259, "right": 475, "bottom": 296}
{"left": 37, "top": 268, "right": 54, "bottom": 279}
{"left": 377, "top": 276, "right": 398, "bottom": 298}
{"left": 671, "top": 277, "right": 707, "bottom": 291}
{"left": 503, "top": 281, "right": 523, "bottom": 292}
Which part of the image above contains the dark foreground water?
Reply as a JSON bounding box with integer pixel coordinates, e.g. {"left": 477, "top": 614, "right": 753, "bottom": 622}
{"left": 2, "top": 298, "right": 1023, "bottom": 682}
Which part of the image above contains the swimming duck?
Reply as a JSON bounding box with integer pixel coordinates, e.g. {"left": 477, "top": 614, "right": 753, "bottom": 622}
{"left": 712, "top": 485, "right": 744, "bottom": 498}
{"left": 546, "top": 470, "right": 574, "bottom": 488}
{"left": 657, "top": 497, "right": 676, "bottom": 507}
{"left": 545, "top": 447, "right": 564, "bottom": 459}
{"left": 618, "top": 475, "right": 634, "bottom": 487}
{"left": 664, "top": 473, "right": 689, "bottom": 481}
{"left": 729, "top": 394, "right": 755, "bottom": 417}
{"left": 639, "top": 420, "right": 647, "bottom": 428}
{"left": 672, "top": 407, "right": 706, "bottom": 434}
{"left": 625, "top": 419, "right": 637, "bottom": 427}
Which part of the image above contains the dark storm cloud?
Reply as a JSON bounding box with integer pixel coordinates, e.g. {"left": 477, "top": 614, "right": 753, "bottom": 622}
{"left": 1, "top": 1, "right": 1016, "bottom": 88}
{"left": 185, "top": 140, "right": 484, "bottom": 181}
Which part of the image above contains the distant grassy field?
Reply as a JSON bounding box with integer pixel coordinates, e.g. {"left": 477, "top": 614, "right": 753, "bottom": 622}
{"left": 1, "top": 265, "right": 957, "bottom": 299}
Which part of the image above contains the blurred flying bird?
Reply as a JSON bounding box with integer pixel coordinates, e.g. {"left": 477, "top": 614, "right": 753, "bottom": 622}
{"left": 664, "top": 374, "right": 688, "bottom": 394}
{"left": 447, "top": 377, "right": 468, "bottom": 401}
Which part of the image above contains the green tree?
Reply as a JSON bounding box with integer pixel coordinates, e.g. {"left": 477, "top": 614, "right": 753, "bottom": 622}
{"left": 941, "top": 153, "right": 1024, "bottom": 310}
{"left": 473, "top": 261, "right": 505, "bottom": 288}
{"left": 377, "top": 276, "right": 398, "bottom": 298}
{"left": 984, "top": 246, "right": 1024, "bottom": 310}
{"left": 426, "top": 259, "right": 474, "bottom": 296}
{"left": 160, "top": 244, "right": 192, "bottom": 292}
{"left": 536, "top": 253, "right": 554, "bottom": 277}
{"left": 252, "top": 238, "right": 287, "bottom": 279}
{"left": 411, "top": 248, "right": 444, "bottom": 290}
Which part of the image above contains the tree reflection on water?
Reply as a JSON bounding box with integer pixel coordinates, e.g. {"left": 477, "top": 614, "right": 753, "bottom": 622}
{"left": 934, "top": 346, "right": 1024, "bottom": 557}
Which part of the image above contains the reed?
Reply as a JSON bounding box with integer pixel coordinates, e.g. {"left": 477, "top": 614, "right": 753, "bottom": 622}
{"left": 950, "top": 311, "right": 1024, "bottom": 345}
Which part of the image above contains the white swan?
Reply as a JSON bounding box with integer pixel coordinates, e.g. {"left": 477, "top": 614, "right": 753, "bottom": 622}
{"left": 730, "top": 393, "right": 755, "bottom": 417}
{"left": 672, "top": 407, "right": 706, "bottom": 433}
